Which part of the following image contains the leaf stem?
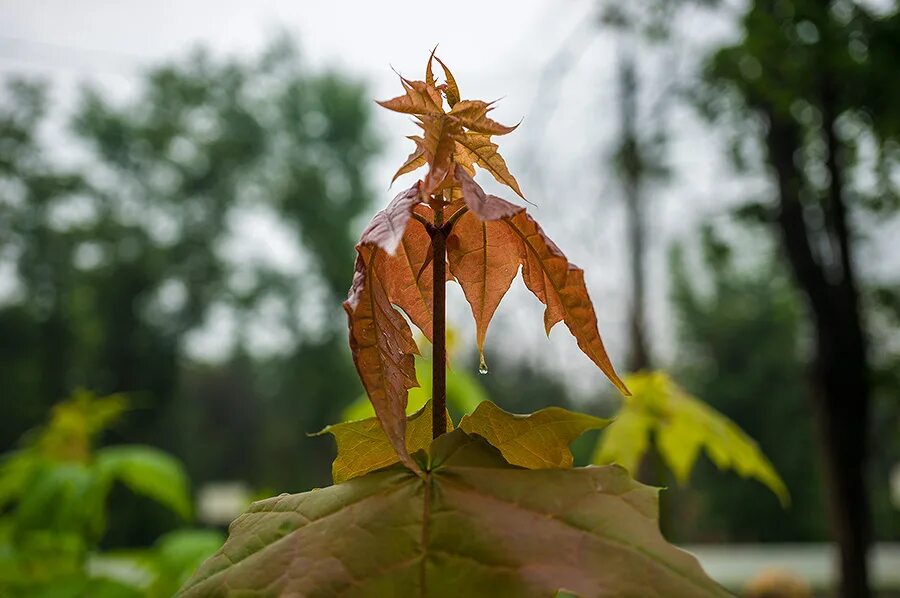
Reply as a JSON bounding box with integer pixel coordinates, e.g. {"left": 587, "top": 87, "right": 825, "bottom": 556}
{"left": 431, "top": 202, "right": 447, "bottom": 439}
{"left": 410, "top": 210, "right": 430, "bottom": 229}
{"left": 445, "top": 205, "right": 469, "bottom": 229}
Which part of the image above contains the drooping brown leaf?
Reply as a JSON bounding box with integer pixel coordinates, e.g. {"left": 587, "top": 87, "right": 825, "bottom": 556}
{"left": 448, "top": 167, "right": 524, "bottom": 363}
{"left": 355, "top": 183, "right": 422, "bottom": 255}
{"left": 344, "top": 184, "right": 423, "bottom": 470}
{"left": 455, "top": 164, "right": 522, "bottom": 220}
{"left": 344, "top": 249, "right": 420, "bottom": 472}
{"left": 178, "top": 431, "right": 729, "bottom": 598}
{"left": 450, "top": 168, "right": 628, "bottom": 395}
{"left": 453, "top": 130, "right": 525, "bottom": 199}
{"left": 506, "top": 209, "right": 629, "bottom": 395}
{"left": 449, "top": 99, "right": 518, "bottom": 135}
{"left": 380, "top": 210, "right": 435, "bottom": 341}
{"left": 447, "top": 212, "right": 521, "bottom": 364}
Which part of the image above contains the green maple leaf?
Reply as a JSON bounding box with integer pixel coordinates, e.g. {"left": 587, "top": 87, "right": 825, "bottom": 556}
{"left": 178, "top": 430, "right": 728, "bottom": 597}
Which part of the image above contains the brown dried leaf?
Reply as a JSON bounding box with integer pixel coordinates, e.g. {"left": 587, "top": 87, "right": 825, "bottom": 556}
{"left": 447, "top": 211, "right": 521, "bottom": 363}
{"left": 344, "top": 183, "right": 424, "bottom": 469}
{"left": 455, "top": 164, "right": 522, "bottom": 220}
{"left": 449, "top": 99, "right": 518, "bottom": 135}
{"left": 344, "top": 249, "right": 420, "bottom": 471}
{"left": 505, "top": 210, "right": 629, "bottom": 395}
{"left": 380, "top": 215, "right": 435, "bottom": 341}
{"left": 453, "top": 131, "right": 525, "bottom": 199}
{"left": 356, "top": 183, "right": 421, "bottom": 254}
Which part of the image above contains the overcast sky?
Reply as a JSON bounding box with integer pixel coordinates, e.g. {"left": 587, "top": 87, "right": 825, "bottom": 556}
{"left": 0, "top": 0, "right": 764, "bottom": 398}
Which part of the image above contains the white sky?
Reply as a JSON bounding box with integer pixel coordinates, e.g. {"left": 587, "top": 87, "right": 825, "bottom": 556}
{"left": 0, "top": 0, "right": 771, "bottom": 399}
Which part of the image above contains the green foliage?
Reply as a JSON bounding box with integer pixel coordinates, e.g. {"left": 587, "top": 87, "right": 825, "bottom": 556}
{"left": 0, "top": 391, "right": 219, "bottom": 597}
{"left": 670, "top": 231, "right": 830, "bottom": 541}
{"left": 594, "top": 371, "right": 789, "bottom": 506}
{"left": 0, "top": 37, "right": 379, "bottom": 506}
{"left": 96, "top": 447, "right": 192, "bottom": 521}
{"left": 178, "top": 430, "right": 728, "bottom": 597}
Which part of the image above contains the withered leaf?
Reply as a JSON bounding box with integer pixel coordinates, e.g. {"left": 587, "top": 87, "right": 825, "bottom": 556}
{"left": 344, "top": 249, "right": 420, "bottom": 472}
{"left": 505, "top": 209, "right": 629, "bottom": 395}
{"left": 344, "top": 183, "right": 423, "bottom": 470}
{"left": 380, "top": 208, "right": 435, "bottom": 341}
{"left": 356, "top": 183, "right": 421, "bottom": 255}
{"left": 455, "top": 164, "right": 522, "bottom": 220}
{"left": 448, "top": 167, "right": 523, "bottom": 361}
{"left": 450, "top": 169, "right": 627, "bottom": 395}
{"left": 447, "top": 212, "right": 521, "bottom": 363}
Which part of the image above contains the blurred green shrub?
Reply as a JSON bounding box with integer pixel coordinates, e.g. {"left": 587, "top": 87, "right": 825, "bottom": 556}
{"left": 0, "top": 390, "right": 222, "bottom": 597}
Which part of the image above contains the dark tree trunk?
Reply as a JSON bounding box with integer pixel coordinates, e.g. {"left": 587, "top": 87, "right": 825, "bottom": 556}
{"left": 765, "top": 109, "right": 871, "bottom": 598}
{"left": 617, "top": 53, "right": 652, "bottom": 373}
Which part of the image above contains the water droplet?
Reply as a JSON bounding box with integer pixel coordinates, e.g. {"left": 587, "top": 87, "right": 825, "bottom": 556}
{"left": 478, "top": 354, "right": 488, "bottom": 375}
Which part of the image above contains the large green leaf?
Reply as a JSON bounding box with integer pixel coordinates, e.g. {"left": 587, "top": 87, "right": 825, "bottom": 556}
{"left": 594, "top": 371, "right": 789, "bottom": 505}
{"left": 458, "top": 401, "right": 610, "bottom": 469}
{"left": 96, "top": 446, "right": 192, "bottom": 519}
{"left": 178, "top": 430, "right": 728, "bottom": 597}
{"left": 317, "top": 400, "right": 452, "bottom": 484}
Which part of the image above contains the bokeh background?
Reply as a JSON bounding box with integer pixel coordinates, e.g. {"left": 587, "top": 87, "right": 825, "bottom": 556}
{"left": 1, "top": 0, "right": 898, "bottom": 596}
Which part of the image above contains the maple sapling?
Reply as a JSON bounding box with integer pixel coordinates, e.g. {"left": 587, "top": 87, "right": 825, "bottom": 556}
{"left": 344, "top": 52, "right": 629, "bottom": 459}
{"left": 177, "top": 53, "right": 736, "bottom": 598}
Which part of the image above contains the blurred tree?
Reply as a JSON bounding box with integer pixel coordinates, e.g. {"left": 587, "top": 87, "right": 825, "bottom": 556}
{"left": 670, "top": 225, "right": 828, "bottom": 542}
{"left": 0, "top": 38, "right": 378, "bottom": 538}
{"left": 703, "top": 2, "right": 900, "bottom": 595}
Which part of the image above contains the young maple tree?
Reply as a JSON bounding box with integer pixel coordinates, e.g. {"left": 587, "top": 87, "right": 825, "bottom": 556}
{"left": 177, "top": 53, "right": 730, "bottom": 597}
{"left": 344, "top": 52, "right": 629, "bottom": 467}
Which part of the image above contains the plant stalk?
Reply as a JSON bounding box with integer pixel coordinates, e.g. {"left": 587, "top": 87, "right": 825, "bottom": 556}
{"left": 431, "top": 206, "right": 447, "bottom": 438}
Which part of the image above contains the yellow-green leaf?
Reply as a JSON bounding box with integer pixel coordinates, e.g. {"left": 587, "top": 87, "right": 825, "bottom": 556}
{"left": 458, "top": 400, "right": 610, "bottom": 469}
{"left": 593, "top": 371, "right": 790, "bottom": 506}
{"left": 317, "top": 400, "right": 452, "bottom": 484}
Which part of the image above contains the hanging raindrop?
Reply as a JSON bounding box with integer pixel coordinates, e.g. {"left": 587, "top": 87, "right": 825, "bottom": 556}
{"left": 478, "top": 353, "right": 488, "bottom": 375}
